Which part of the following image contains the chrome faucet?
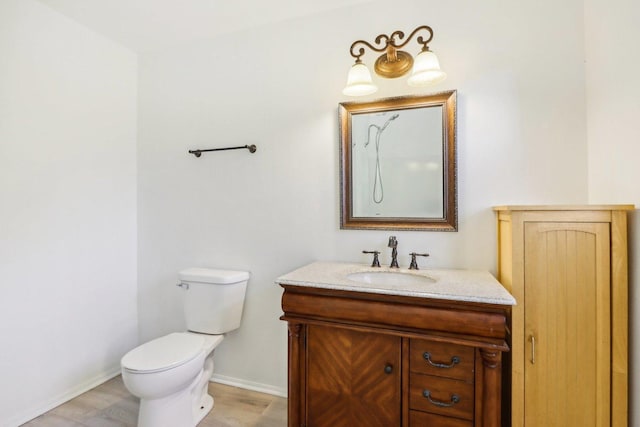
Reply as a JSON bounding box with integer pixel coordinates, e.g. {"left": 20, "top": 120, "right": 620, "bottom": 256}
{"left": 388, "top": 236, "right": 399, "bottom": 268}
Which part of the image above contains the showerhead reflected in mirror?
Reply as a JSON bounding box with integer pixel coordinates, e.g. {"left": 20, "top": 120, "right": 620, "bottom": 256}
{"left": 339, "top": 91, "right": 457, "bottom": 231}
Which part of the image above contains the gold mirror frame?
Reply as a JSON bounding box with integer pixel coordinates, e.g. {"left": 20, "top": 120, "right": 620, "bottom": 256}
{"left": 339, "top": 91, "right": 457, "bottom": 231}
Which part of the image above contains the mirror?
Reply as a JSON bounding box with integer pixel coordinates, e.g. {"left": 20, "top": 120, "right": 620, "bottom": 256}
{"left": 339, "top": 91, "right": 457, "bottom": 231}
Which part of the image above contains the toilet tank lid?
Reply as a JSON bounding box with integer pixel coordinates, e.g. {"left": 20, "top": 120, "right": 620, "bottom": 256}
{"left": 179, "top": 267, "right": 250, "bottom": 284}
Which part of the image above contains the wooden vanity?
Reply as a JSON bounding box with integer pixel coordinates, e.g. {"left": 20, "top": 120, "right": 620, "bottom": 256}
{"left": 277, "top": 262, "right": 515, "bottom": 427}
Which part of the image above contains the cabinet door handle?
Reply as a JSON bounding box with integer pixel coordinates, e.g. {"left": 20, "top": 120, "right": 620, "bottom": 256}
{"left": 384, "top": 364, "right": 393, "bottom": 374}
{"left": 422, "top": 390, "right": 460, "bottom": 407}
{"left": 423, "top": 352, "right": 460, "bottom": 369}
{"left": 530, "top": 335, "right": 536, "bottom": 364}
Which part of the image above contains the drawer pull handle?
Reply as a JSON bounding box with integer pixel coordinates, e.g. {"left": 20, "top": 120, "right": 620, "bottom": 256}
{"left": 423, "top": 352, "right": 460, "bottom": 369}
{"left": 384, "top": 364, "right": 393, "bottom": 374}
{"left": 422, "top": 390, "right": 460, "bottom": 407}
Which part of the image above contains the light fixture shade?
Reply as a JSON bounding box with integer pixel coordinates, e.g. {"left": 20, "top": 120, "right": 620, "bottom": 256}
{"left": 407, "top": 50, "right": 447, "bottom": 87}
{"left": 342, "top": 63, "right": 378, "bottom": 96}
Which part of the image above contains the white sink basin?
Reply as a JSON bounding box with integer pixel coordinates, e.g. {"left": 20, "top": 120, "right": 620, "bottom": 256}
{"left": 347, "top": 271, "right": 435, "bottom": 286}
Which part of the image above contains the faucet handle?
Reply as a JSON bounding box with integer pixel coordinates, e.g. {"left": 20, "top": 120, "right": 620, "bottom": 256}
{"left": 362, "top": 250, "right": 381, "bottom": 267}
{"left": 409, "top": 252, "right": 430, "bottom": 270}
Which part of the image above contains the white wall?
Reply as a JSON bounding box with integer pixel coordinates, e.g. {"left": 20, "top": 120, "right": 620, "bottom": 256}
{"left": 137, "top": 0, "right": 588, "bottom": 395}
{"left": 0, "top": 1, "right": 138, "bottom": 425}
{"left": 584, "top": 0, "right": 640, "bottom": 424}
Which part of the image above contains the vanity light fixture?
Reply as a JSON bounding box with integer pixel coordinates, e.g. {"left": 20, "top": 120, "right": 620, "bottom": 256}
{"left": 342, "top": 25, "right": 447, "bottom": 96}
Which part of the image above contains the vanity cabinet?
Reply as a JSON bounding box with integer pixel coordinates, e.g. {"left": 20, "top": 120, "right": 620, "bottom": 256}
{"left": 279, "top": 283, "right": 510, "bottom": 427}
{"left": 494, "top": 205, "right": 633, "bottom": 427}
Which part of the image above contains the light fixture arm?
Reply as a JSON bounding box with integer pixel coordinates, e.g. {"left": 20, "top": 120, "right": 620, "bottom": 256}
{"left": 348, "top": 25, "right": 435, "bottom": 62}
{"left": 403, "top": 25, "right": 434, "bottom": 50}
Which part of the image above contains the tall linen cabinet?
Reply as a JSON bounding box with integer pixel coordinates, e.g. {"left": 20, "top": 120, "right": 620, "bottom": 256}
{"left": 494, "top": 205, "right": 632, "bottom": 427}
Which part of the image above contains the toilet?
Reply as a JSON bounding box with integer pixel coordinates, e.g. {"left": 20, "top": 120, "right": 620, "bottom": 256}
{"left": 121, "top": 267, "right": 249, "bottom": 427}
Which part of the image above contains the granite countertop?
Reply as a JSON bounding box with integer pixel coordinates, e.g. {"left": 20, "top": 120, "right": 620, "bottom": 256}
{"left": 275, "top": 261, "right": 516, "bottom": 306}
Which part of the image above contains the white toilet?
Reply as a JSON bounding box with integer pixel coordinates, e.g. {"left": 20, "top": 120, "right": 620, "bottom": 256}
{"left": 121, "top": 267, "right": 249, "bottom": 427}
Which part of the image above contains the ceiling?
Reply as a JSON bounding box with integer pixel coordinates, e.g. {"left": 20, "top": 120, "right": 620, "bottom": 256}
{"left": 37, "top": 0, "right": 372, "bottom": 53}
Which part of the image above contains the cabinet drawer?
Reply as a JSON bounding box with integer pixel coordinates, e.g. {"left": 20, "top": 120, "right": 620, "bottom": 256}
{"left": 410, "top": 339, "right": 474, "bottom": 381}
{"left": 410, "top": 373, "right": 474, "bottom": 420}
{"left": 410, "top": 410, "right": 472, "bottom": 427}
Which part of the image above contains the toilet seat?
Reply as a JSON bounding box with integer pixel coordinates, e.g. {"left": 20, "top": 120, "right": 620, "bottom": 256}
{"left": 122, "top": 332, "right": 205, "bottom": 374}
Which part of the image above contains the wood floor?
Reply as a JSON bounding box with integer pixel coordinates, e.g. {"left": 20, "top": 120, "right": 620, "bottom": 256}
{"left": 21, "top": 376, "right": 287, "bottom": 427}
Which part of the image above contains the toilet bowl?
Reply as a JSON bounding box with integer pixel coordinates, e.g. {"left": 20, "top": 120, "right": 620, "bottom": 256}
{"left": 122, "top": 332, "right": 223, "bottom": 427}
{"left": 121, "top": 268, "right": 249, "bottom": 427}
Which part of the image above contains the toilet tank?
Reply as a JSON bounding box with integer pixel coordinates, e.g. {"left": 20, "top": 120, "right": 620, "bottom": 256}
{"left": 178, "top": 268, "right": 249, "bottom": 334}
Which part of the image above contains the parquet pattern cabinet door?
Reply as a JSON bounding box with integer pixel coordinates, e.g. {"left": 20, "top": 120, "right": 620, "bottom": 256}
{"left": 524, "top": 222, "right": 610, "bottom": 426}
{"left": 306, "top": 324, "right": 401, "bottom": 427}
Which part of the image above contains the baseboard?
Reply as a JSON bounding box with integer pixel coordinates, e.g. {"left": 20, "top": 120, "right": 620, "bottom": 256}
{"left": 211, "top": 373, "right": 287, "bottom": 398}
{"left": 6, "top": 366, "right": 122, "bottom": 427}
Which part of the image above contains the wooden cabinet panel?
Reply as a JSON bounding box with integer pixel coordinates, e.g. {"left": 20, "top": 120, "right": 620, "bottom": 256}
{"left": 306, "top": 324, "right": 401, "bottom": 427}
{"left": 524, "top": 222, "right": 610, "bottom": 426}
{"left": 410, "top": 339, "right": 474, "bottom": 381}
{"left": 409, "top": 373, "right": 474, "bottom": 420}
{"left": 494, "top": 205, "right": 632, "bottom": 427}
{"left": 410, "top": 410, "right": 473, "bottom": 427}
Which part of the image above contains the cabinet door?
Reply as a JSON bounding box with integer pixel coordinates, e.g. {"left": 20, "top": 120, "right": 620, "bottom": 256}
{"left": 524, "top": 222, "right": 610, "bottom": 426}
{"left": 306, "top": 324, "right": 401, "bottom": 427}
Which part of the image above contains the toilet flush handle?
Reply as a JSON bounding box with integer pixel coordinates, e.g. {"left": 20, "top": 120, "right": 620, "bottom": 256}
{"left": 176, "top": 282, "right": 189, "bottom": 290}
